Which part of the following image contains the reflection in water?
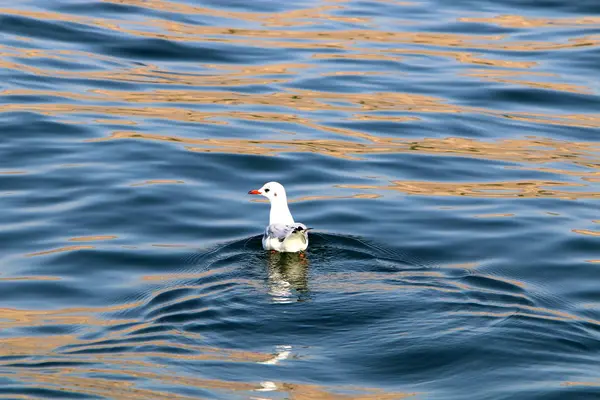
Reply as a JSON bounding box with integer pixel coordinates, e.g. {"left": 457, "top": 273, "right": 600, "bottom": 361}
{"left": 2, "top": 233, "right": 598, "bottom": 398}
{"left": 339, "top": 179, "right": 600, "bottom": 200}
{"left": 459, "top": 14, "right": 600, "bottom": 28}
{"left": 265, "top": 251, "right": 310, "bottom": 303}
{"left": 259, "top": 344, "right": 293, "bottom": 366}
{"left": 69, "top": 235, "right": 117, "bottom": 242}
{"left": 24, "top": 245, "right": 95, "bottom": 257}
{"left": 1, "top": 238, "right": 425, "bottom": 399}
{"left": 93, "top": 130, "right": 600, "bottom": 164}
{"left": 258, "top": 253, "right": 305, "bottom": 396}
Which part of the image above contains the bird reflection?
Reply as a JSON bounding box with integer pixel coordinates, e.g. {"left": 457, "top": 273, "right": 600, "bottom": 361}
{"left": 253, "top": 253, "right": 306, "bottom": 397}
{"left": 265, "top": 251, "right": 310, "bottom": 303}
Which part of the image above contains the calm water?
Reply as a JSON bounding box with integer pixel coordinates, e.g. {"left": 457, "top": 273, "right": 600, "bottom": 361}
{"left": 1, "top": 0, "right": 599, "bottom": 398}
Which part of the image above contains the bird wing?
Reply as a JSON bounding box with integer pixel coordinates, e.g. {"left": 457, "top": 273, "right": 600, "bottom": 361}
{"left": 265, "top": 223, "right": 307, "bottom": 242}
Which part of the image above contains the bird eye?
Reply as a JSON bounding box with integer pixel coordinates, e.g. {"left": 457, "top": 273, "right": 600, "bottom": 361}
{"left": 264, "top": 188, "right": 270, "bottom": 193}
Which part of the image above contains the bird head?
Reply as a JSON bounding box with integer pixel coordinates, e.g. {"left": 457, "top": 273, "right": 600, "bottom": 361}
{"left": 248, "top": 181, "right": 287, "bottom": 202}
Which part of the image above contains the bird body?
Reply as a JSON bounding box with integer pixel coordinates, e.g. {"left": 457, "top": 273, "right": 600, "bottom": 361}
{"left": 248, "top": 182, "right": 310, "bottom": 253}
{"left": 262, "top": 223, "right": 310, "bottom": 252}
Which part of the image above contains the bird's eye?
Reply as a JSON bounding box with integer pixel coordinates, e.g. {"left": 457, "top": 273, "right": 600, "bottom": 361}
{"left": 264, "top": 188, "right": 270, "bottom": 193}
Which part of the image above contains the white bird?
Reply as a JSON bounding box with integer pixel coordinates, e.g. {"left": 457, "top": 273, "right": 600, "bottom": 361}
{"left": 248, "top": 182, "right": 311, "bottom": 253}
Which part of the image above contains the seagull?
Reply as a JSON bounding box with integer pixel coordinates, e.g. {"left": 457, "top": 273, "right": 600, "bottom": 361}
{"left": 248, "top": 182, "right": 311, "bottom": 253}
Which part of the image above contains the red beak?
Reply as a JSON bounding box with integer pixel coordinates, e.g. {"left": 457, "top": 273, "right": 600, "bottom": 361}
{"left": 248, "top": 190, "right": 261, "bottom": 195}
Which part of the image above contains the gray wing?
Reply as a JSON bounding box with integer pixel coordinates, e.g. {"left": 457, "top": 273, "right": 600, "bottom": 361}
{"left": 265, "top": 223, "right": 308, "bottom": 242}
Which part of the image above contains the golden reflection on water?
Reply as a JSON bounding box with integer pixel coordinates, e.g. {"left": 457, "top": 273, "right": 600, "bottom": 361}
{"left": 338, "top": 180, "right": 600, "bottom": 199}
{"left": 1, "top": 251, "right": 425, "bottom": 398}
{"left": 563, "top": 380, "right": 600, "bottom": 388}
{"left": 0, "top": 304, "right": 415, "bottom": 399}
{"left": 3, "top": 87, "right": 599, "bottom": 128}
{"left": 141, "top": 266, "right": 237, "bottom": 282}
{"left": 1, "top": 86, "right": 474, "bottom": 117}
{"left": 93, "top": 130, "right": 600, "bottom": 163}
{"left": 69, "top": 235, "right": 118, "bottom": 242}
{"left": 465, "top": 69, "right": 593, "bottom": 94}
{"left": 130, "top": 179, "right": 185, "bottom": 186}
{"left": 0, "top": 301, "right": 142, "bottom": 329}
{"left": 0, "top": 260, "right": 426, "bottom": 399}
{"left": 0, "top": 365, "right": 416, "bottom": 399}
{"left": 0, "top": 0, "right": 597, "bottom": 99}
{"left": 2, "top": 254, "right": 596, "bottom": 398}
{"left": 24, "top": 245, "right": 95, "bottom": 257}
{"left": 473, "top": 213, "right": 515, "bottom": 218}
{"left": 87, "top": 130, "right": 600, "bottom": 199}
{"left": 460, "top": 15, "right": 600, "bottom": 28}
{"left": 572, "top": 229, "right": 600, "bottom": 237}
{"left": 0, "top": 275, "right": 61, "bottom": 282}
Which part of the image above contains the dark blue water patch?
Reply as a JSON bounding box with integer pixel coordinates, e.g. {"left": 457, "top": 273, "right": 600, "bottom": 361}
{"left": 0, "top": 178, "right": 94, "bottom": 209}
{"left": 2, "top": 71, "right": 144, "bottom": 91}
{"left": 489, "top": 113, "right": 600, "bottom": 142}
{"left": 11, "top": 56, "right": 106, "bottom": 72}
{"left": 550, "top": 232, "right": 600, "bottom": 264}
{"left": 571, "top": 288, "right": 600, "bottom": 309}
{"left": 51, "top": 0, "right": 151, "bottom": 17}
{"left": 143, "top": 287, "right": 197, "bottom": 311}
{"left": 0, "top": 94, "right": 73, "bottom": 105}
{"left": 150, "top": 298, "right": 228, "bottom": 324}
{"left": 160, "top": 386, "right": 216, "bottom": 400}
{"left": 0, "top": 35, "right": 42, "bottom": 51}
{"left": 524, "top": 387, "right": 600, "bottom": 400}
{"left": 124, "top": 324, "right": 181, "bottom": 337}
{"left": 63, "top": 345, "right": 136, "bottom": 355}
{"left": 462, "top": 86, "right": 600, "bottom": 114}
{"left": 461, "top": 273, "right": 527, "bottom": 296}
{"left": 316, "top": 55, "right": 406, "bottom": 71}
{"left": 277, "top": 156, "right": 373, "bottom": 185}
{"left": 0, "top": 15, "right": 117, "bottom": 45}
{"left": 0, "top": 377, "right": 15, "bottom": 388}
{"left": 154, "top": 308, "right": 224, "bottom": 325}
{"left": 16, "top": 323, "right": 81, "bottom": 337}
{"left": 22, "top": 248, "right": 184, "bottom": 278}
{"left": 552, "top": 46, "right": 600, "bottom": 76}
{"left": 419, "top": 21, "right": 519, "bottom": 35}
{"left": 0, "top": 280, "right": 92, "bottom": 306}
{"left": 49, "top": 0, "right": 210, "bottom": 27}
{"left": 0, "top": 355, "right": 30, "bottom": 365}
{"left": 184, "top": 296, "right": 399, "bottom": 346}
{"left": 199, "top": 0, "right": 314, "bottom": 13}
{"left": 442, "top": 0, "right": 600, "bottom": 15}
{"left": 346, "top": 341, "right": 484, "bottom": 383}
{"left": 100, "top": 38, "right": 286, "bottom": 64}
{"left": 62, "top": 334, "right": 182, "bottom": 352}
{"left": 0, "top": 115, "right": 93, "bottom": 140}
{"left": 0, "top": 387, "right": 101, "bottom": 399}
{"left": 356, "top": 153, "right": 522, "bottom": 182}
{"left": 5, "top": 361, "right": 95, "bottom": 369}
{"left": 518, "top": 0, "right": 600, "bottom": 15}
{"left": 510, "top": 27, "right": 600, "bottom": 46}
{"left": 340, "top": 0, "right": 430, "bottom": 18}
{"left": 287, "top": 67, "right": 410, "bottom": 93}
{"left": 83, "top": 372, "right": 140, "bottom": 383}
{"left": 98, "top": 344, "right": 190, "bottom": 356}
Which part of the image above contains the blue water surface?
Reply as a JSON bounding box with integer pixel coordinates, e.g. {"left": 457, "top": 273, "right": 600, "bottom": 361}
{"left": 0, "top": 0, "right": 599, "bottom": 398}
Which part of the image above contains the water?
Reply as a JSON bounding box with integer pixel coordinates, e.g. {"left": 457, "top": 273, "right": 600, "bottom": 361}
{"left": 0, "top": 0, "right": 599, "bottom": 398}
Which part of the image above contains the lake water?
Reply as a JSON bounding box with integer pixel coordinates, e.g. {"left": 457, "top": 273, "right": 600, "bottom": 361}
{"left": 1, "top": 0, "right": 599, "bottom": 399}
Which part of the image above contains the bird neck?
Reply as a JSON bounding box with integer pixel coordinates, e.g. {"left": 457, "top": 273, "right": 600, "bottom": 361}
{"left": 269, "top": 197, "right": 294, "bottom": 225}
